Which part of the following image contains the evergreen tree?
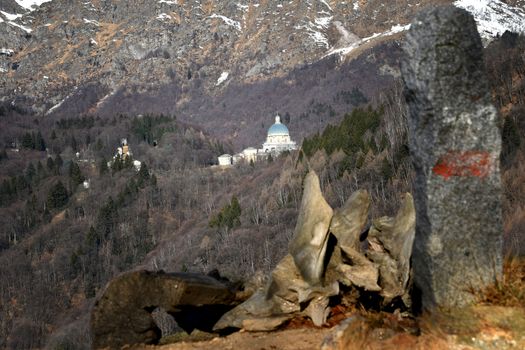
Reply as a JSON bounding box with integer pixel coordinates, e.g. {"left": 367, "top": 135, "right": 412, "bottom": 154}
{"left": 55, "top": 154, "right": 63, "bottom": 174}
{"left": 21, "top": 132, "right": 34, "bottom": 149}
{"left": 209, "top": 195, "right": 242, "bottom": 229}
{"left": 47, "top": 181, "right": 69, "bottom": 209}
{"left": 70, "top": 135, "right": 78, "bottom": 151}
{"left": 123, "top": 155, "right": 133, "bottom": 169}
{"left": 51, "top": 130, "right": 57, "bottom": 140}
{"left": 99, "top": 157, "right": 108, "bottom": 175}
{"left": 111, "top": 154, "right": 122, "bottom": 173}
{"left": 35, "top": 131, "right": 46, "bottom": 151}
{"left": 0, "top": 148, "right": 8, "bottom": 161}
{"left": 95, "top": 138, "right": 104, "bottom": 152}
{"left": 36, "top": 161, "right": 45, "bottom": 181}
{"left": 46, "top": 157, "right": 55, "bottom": 172}
{"left": 14, "top": 175, "right": 29, "bottom": 193}
{"left": 229, "top": 195, "right": 242, "bottom": 227}
{"left": 69, "top": 161, "right": 85, "bottom": 188}
{"left": 137, "top": 162, "right": 150, "bottom": 187}
{"left": 25, "top": 162, "right": 36, "bottom": 181}
{"left": 0, "top": 179, "right": 13, "bottom": 205}
{"left": 86, "top": 225, "right": 99, "bottom": 247}
{"left": 96, "top": 196, "right": 118, "bottom": 239}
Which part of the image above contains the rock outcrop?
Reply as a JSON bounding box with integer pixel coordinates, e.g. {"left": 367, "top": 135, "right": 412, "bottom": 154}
{"left": 215, "top": 171, "right": 416, "bottom": 331}
{"left": 289, "top": 170, "right": 333, "bottom": 286}
{"left": 90, "top": 270, "right": 237, "bottom": 349}
{"left": 401, "top": 6, "right": 503, "bottom": 308}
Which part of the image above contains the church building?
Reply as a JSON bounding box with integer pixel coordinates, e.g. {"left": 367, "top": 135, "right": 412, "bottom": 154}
{"left": 262, "top": 116, "right": 297, "bottom": 153}
{"left": 217, "top": 115, "right": 297, "bottom": 167}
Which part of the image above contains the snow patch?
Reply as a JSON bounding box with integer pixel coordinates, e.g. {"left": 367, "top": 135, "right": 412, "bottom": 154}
{"left": 325, "top": 23, "right": 411, "bottom": 58}
{"left": 8, "top": 21, "right": 32, "bottom": 33}
{"left": 216, "top": 71, "right": 229, "bottom": 86}
{"left": 157, "top": 13, "right": 172, "bottom": 20}
{"left": 1, "top": 48, "right": 14, "bottom": 56}
{"left": 353, "top": 1, "right": 359, "bottom": 11}
{"left": 14, "top": 0, "right": 52, "bottom": 11}
{"left": 83, "top": 18, "right": 100, "bottom": 26}
{"left": 297, "top": 15, "right": 333, "bottom": 49}
{"left": 454, "top": 0, "right": 525, "bottom": 40}
{"left": 96, "top": 91, "right": 115, "bottom": 108}
{"left": 1, "top": 11, "right": 23, "bottom": 21}
{"left": 320, "top": 0, "right": 333, "bottom": 11}
{"left": 46, "top": 99, "right": 65, "bottom": 115}
{"left": 210, "top": 14, "right": 241, "bottom": 31}
{"left": 237, "top": 3, "right": 249, "bottom": 11}
{"left": 46, "top": 87, "right": 78, "bottom": 115}
{"left": 159, "top": 0, "right": 177, "bottom": 4}
{"left": 454, "top": 0, "right": 525, "bottom": 41}
{"left": 315, "top": 16, "right": 332, "bottom": 28}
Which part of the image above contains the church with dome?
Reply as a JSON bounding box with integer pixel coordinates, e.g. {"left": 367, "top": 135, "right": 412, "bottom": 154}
{"left": 262, "top": 116, "right": 297, "bottom": 153}
{"left": 217, "top": 115, "right": 297, "bottom": 166}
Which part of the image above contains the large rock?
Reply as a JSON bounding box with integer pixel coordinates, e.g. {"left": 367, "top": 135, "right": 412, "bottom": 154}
{"left": 90, "top": 270, "right": 237, "bottom": 349}
{"left": 214, "top": 254, "right": 339, "bottom": 331}
{"left": 327, "top": 190, "right": 381, "bottom": 292}
{"left": 401, "top": 6, "right": 503, "bottom": 308}
{"left": 215, "top": 172, "right": 338, "bottom": 331}
{"left": 367, "top": 193, "right": 416, "bottom": 303}
{"left": 289, "top": 170, "right": 334, "bottom": 286}
{"left": 330, "top": 190, "right": 370, "bottom": 250}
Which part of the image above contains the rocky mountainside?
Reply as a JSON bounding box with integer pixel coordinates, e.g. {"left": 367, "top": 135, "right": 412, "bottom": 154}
{"left": 1, "top": 0, "right": 524, "bottom": 147}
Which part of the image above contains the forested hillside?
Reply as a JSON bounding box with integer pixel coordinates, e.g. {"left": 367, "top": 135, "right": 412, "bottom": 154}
{"left": 0, "top": 33, "right": 524, "bottom": 350}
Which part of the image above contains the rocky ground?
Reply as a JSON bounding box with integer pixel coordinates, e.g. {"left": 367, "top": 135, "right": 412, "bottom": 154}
{"left": 126, "top": 306, "right": 525, "bottom": 350}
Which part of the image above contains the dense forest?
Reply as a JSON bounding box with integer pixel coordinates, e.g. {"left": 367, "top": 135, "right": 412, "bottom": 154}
{"left": 0, "top": 33, "right": 524, "bottom": 349}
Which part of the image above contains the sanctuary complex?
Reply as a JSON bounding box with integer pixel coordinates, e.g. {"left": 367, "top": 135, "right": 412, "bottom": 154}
{"left": 218, "top": 115, "right": 297, "bottom": 166}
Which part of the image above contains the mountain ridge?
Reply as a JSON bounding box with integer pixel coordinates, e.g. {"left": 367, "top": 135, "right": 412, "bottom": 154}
{"left": 2, "top": 1, "right": 523, "bottom": 147}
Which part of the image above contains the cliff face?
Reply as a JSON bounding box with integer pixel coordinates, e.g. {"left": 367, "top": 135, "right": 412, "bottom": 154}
{"left": 1, "top": 0, "right": 524, "bottom": 147}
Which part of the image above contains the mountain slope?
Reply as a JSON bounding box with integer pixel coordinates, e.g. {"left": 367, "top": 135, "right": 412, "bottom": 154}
{"left": 1, "top": 0, "right": 523, "bottom": 147}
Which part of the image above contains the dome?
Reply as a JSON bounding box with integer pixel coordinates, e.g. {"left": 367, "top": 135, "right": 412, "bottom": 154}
{"left": 268, "top": 115, "right": 290, "bottom": 136}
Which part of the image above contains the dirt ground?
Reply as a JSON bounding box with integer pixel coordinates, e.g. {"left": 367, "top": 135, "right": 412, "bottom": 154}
{"left": 127, "top": 305, "right": 525, "bottom": 350}
{"left": 132, "top": 327, "right": 331, "bottom": 350}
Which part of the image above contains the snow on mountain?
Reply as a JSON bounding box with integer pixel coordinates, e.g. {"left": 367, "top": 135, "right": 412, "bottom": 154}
{"left": 325, "top": 23, "right": 411, "bottom": 59}
{"left": 216, "top": 72, "right": 229, "bottom": 86}
{"left": 0, "top": 10, "right": 22, "bottom": 20}
{"left": 455, "top": 0, "right": 525, "bottom": 40}
{"left": 209, "top": 13, "right": 241, "bottom": 31}
{"left": 14, "top": 0, "right": 52, "bottom": 11}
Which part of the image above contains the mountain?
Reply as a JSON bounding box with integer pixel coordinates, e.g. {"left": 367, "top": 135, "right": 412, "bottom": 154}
{"left": 1, "top": 0, "right": 524, "bottom": 148}
{"left": 1, "top": 1, "right": 525, "bottom": 349}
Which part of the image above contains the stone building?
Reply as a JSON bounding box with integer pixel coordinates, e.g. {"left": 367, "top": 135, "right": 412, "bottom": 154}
{"left": 262, "top": 116, "right": 297, "bottom": 153}
{"left": 218, "top": 154, "right": 233, "bottom": 166}
{"left": 217, "top": 115, "right": 297, "bottom": 166}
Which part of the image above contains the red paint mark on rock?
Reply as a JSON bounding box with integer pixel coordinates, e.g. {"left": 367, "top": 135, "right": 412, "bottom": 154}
{"left": 432, "top": 151, "right": 492, "bottom": 180}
